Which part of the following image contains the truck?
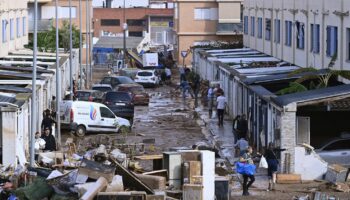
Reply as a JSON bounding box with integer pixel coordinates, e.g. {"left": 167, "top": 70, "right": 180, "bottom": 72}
{"left": 142, "top": 53, "right": 158, "bottom": 68}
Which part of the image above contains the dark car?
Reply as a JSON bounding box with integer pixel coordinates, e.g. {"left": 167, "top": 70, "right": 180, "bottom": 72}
{"left": 102, "top": 91, "right": 134, "bottom": 119}
{"left": 100, "top": 76, "right": 135, "bottom": 89}
{"left": 116, "top": 84, "right": 150, "bottom": 105}
{"left": 92, "top": 84, "right": 113, "bottom": 92}
{"left": 76, "top": 90, "right": 103, "bottom": 102}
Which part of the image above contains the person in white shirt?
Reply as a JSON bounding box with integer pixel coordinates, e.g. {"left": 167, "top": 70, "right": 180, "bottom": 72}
{"left": 165, "top": 67, "right": 172, "bottom": 84}
{"left": 216, "top": 92, "right": 227, "bottom": 126}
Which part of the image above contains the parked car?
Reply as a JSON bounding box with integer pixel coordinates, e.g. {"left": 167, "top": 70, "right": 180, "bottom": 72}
{"left": 116, "top": 84, "right": 150, "bottom": 105}
{"left": 100, "top": 76, "right": 135, "bottom": 89}
{"left": 76, "top": 90, "right": 103, "bottom": 102}
{"left": 315, "top": 134, "right": 350, "bottom": 167}
{"left": 102, "top": 91, "right": 134, "bottom": 119}
{"left": 134, "top": 70, "right": 160, "bottom": 87}
{"left": 118, "top": 68, "right": 140, "bottom": 80}
{"left": 92, "top": 84, "right": 113, "bottom": 92}
{"left": 59, "top": 101, "right": 130, "bottom": 137}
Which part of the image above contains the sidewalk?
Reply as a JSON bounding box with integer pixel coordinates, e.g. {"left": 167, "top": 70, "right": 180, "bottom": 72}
{"left": 196, "top": 105, "right": 270, "bottom": 198}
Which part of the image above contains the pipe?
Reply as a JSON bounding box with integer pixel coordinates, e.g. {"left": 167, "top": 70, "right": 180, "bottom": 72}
{"left": 55, "top": 0, "right": 61, "bottom": 149}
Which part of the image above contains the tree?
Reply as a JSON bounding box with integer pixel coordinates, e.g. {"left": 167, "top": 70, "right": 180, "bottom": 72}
{"left": 27, "top": 20, "right": 81, "bottom": 53}
{"left": 276, "top": 52, "right": 350, "bottom": 95}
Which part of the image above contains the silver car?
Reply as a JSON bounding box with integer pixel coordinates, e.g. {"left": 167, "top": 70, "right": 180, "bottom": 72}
{"left": 315, "top": 136, "right": 350, "bottom": 167}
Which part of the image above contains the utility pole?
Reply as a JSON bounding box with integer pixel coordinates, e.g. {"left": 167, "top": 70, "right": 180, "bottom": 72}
{"left": 86, "top": 0, "right": 89, "bottom": 86}
{"left": 55, "top": 0, "right": 61, "bottom": 149}
{"left": 79, "top": 0, "right": 83, "bottom": 89}
{"left": 69, "top": 0, "right": 73, "bottom": 100}
{"left": 30, "top": 0, "right": 38, "bottom": 167}
{"left": 88, "top": 1, "right": 92, "bottom": 83}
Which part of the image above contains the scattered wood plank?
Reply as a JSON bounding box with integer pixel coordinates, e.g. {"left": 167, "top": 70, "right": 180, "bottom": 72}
{"left": 276, "top": 174, "right": 301, "bottom": 184}
{"left": 80, "top": 177, "right": 108, "bottom": 200}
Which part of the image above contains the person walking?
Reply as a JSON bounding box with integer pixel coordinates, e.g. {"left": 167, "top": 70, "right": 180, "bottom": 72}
{"left": 50, "top": 96, "right": 56, "bottom": 119}
{"left": 232, "top": 115, "right": 241, "bottom": 143}
{"left": 265, "top": 142, "right": 286, "bottom": 191}
{"left": 165, "top": 67, "right": 172, "bottom": 84}
{"left": 41, "top": 110, "right": 56, "bottom": 134}
{"left": 180, "top": 79, "right": 193, "bottom": 98}
{"left": 234, "top": 137, "right": 249, "bottom": 156}
{"left": 239, "top": 146, "right": 257, "bottom": 196}
{"left": 216, "top": 92, "right": 226, "bottom": 126}
{"left": 207, "top": 86, "right": 215, "bottom": 118}
{"left": 237, "top": 114, "right": 248, "bottom": 139}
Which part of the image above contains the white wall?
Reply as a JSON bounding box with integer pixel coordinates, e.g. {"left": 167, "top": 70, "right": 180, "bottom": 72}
{"left": 243, "top": 0, "right": 350, "bottom": 71}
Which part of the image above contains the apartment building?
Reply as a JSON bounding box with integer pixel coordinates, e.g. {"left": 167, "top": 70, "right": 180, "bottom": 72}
{"left": 243, "top": 0, "right": 350, "bottom": 71}
{"left": 0, "top": 0, "right": 28, "bottom": 57}
{"left": 93, "top": 7, "right": 174, "bottom": 45}
{"left": 174, "top": 0, "right": 243, "bottom": 65}
{"left": 27, "top": 0, "right": 93, "bottom": 64}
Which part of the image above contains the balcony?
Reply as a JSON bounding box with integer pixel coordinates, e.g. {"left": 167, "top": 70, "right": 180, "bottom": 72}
{"left": 28, "top": 19, "right": 53, "bottom": 33}
{"left": 216, "top": 23, "right": 243, "bottom": 35}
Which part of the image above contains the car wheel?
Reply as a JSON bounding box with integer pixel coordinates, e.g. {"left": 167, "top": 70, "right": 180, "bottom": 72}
{"left": 118, "top": 125, "right": 130, "bottom": 134}
{"left": 76, "top": 125, "right": 86, "bottom": 137}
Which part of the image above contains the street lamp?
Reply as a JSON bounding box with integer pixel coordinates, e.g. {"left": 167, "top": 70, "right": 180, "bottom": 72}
{"left": 55, "top": 0, "right": 61, "bottom": 149}
{"left": 69, "top": 0, "right": 73, "bottom": 100}
{"left": 123, "top": 0, "right": 127, "bottom": 68}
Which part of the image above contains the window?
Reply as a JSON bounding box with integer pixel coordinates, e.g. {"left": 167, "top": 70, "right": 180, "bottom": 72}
{"left": 296, "top": 22, "right": 305, "bottom": 49}
{"left": 243, "top": 16, "right": 248, "bottom": 35}
{"left": 323, "top": 139, "right": 350, "bottom": 151}
{"left": 250, "top": 16, "right": 255, "bottom": 36}
{"left": 129, "top": 31, "right": 143, "bottom": 37}
{"left": 311, "top": 24, "right": 320, "bottom": 53}
{"left": 265, "top": 18, "right": 271, "bottom": 41}
{"left": 2, "top": 20, "right": 7, "bottom": 43}
{"left": 23, "top": 17, "right": 26, "bottom": 36}
{"left": 257, "top": 17, "right": 262, "bottom": 38}
{"left": 126, "top": 19, "right": 145, "bottom": 26}
{"left": 285, "top": 20, "right": 292, "bottom": 46}
{"left": 42, "top": 6, "right": 77, "bottom": 19}
{"left": 16, "top": 18, "right": 20, "bottom": 37}
{"left": 101, "top": 19, "right": 120, "bottom": 26}
{"left": 274, "top": 19, "right": 280, "bottom": 43}
{"left": 100, "top": 107, "right": 115, "bottom": 118}
{"left": 194, "top": 8, "right": 218, "bottom": 20}
{"left": 326, "top": 26, "right": 338, "bottom": 57}
{"left": 10, "top": 19, "right": 14, "bottom": 40}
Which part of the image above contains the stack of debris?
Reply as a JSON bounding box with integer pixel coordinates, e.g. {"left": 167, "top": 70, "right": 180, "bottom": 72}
{"left": 0, "top": 135, "right": 228, "bottom": 200}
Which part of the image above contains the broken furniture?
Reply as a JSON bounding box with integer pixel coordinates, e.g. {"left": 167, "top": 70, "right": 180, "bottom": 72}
{"left": 325, "top": 164, "right": 348, "bottom": 184}
{"left": 78, "top": 159, "right": 116, "bottom": 182}
{"left": 134, "top": 155, "right": 163, "bottom": 171}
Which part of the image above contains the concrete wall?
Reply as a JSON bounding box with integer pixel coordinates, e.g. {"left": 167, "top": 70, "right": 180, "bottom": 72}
{"left": 0, "top": 0, "right": 28, "bottom": 57}
{"left": 294, "top": 147, "right": 328, "bottom": 180}
{"left": 243, "top": 0, "right": 350, "bottom": 71}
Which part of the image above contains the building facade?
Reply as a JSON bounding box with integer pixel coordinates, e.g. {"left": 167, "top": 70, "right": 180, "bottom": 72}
{"left": 27, "top": 0, "right": 93, "bottom": 64}
{"left": 174, "top": 0, "right": 243, "bottom": 65}
{"left": 93, "top": 8, "right": 174, "bottom": 45}
{"left": 0, "top": 0, "right": 28, "bottom": 57}
{"left": 243, "top": 0, "right": 350, "bottom": 71}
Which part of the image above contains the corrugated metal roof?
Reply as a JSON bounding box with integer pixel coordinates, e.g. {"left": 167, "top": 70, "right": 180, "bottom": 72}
{"left": 0, "top": 71, "right": 45, "bottom": 80}
{"left": 273, "top": 84, "right": 350, "bottom": 106}
{"left": 0, "top": 86, "right": 31, "bottom": 93}
{"left": 0, "top": 94, "right": 16, "bottom": 104}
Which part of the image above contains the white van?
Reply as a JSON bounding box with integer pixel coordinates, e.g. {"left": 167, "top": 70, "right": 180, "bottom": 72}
{"left": 60, "top": 101, "right": 130, "bottom": 137}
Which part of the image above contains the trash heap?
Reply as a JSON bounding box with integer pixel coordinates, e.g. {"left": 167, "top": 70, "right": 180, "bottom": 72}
{"left": 0, "top": 135, "right": 227, "bottom": 200}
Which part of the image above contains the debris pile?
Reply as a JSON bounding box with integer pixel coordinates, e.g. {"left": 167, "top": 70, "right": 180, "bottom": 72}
{"left": 0, "top": 135, "right": 225, "bottom": 200}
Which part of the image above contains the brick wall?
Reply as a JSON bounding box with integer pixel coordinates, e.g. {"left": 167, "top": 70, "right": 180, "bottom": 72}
{"left": 280, "top": 103, "right": 297, "bottom": 173}
{"left": 93, "top": 8, "right": 173, "bottom": 37}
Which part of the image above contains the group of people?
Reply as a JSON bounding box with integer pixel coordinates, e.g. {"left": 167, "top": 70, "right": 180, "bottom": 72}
{"left": 35, "top": 107, "right": 57, "bottom": 160}
{"left": 207, "top": 84, "right": 226, "bottom": 126}
{"left": 236, "top": 141, "right": 286, "bottom": 196}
